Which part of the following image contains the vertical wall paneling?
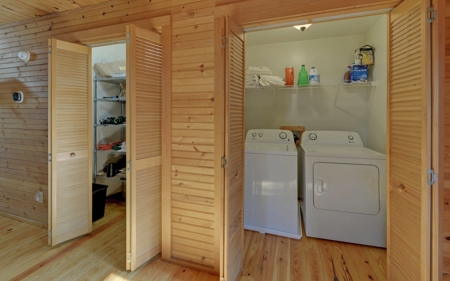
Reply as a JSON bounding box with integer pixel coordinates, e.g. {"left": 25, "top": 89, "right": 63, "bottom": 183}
{"left": 387, "top": 0, "right": 432, "bottom": 280}
{"left": 125, "top": 24, "right": 163, "bottom": 271}
{"left": 443, "top": 0, "right": 450, "bottom": 278}
{"left": 223, "top": 16, "right": 245, "bottom": 281}
{"left": 48, "top": 38, "right": 92, "bottom": 246}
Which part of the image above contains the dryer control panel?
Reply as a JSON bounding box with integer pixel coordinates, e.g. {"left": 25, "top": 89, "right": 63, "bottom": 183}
{"left": 246, "top": 129, "right": 295, "bottom": 145}
{"left": 301, "top": 131, "right": 363, "bottom": 146}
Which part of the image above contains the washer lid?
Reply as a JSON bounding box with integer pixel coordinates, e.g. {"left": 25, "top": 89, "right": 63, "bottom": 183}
{"left": 302, "top": 145, "right": 386, "bottom": 160}
{"left": 245, "top": 143, "right": 297, "bottom": 156}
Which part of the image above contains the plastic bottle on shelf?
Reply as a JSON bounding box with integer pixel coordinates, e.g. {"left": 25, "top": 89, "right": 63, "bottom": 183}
{"left": 298, "top": 65, "right": 309, "bottom": 86}
{"left": 309, "top": 66, "right": 319, "bottom": 85}
{"left": 285, "top": 66, "right": 294, "bottom": 86}
{"left": 343, "top": 66, "right": 352, "bottom": 83}
{"left": 350, "top": 63, "right": 355, "bottom": 82}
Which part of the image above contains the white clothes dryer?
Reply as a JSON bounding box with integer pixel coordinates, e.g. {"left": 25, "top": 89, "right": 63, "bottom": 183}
{"left": 244, "top": 129, "right": 301, "bottom": 239}
{"left": 300, "top": 131, "right": 386, "bottom": 247}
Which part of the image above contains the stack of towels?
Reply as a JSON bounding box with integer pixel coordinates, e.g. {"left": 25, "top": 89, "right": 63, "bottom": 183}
{"left": 245, "top": 66, "right": 285, "bottom": 87}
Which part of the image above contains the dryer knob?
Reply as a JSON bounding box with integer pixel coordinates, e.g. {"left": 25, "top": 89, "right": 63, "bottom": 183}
{"left": 279, "top": 132, "right": 287, "bottom": 139}
{"left": 258, "top": 133, "right": 263, "bottom": 137}
{"left": 252, "top": 132, "right": 257, "bottom": 137}
{"left": 309, "top": 133, "right": 317, "bottom": 140}
{"left": 348, "top": 135, "right": 354, "bottom": 140}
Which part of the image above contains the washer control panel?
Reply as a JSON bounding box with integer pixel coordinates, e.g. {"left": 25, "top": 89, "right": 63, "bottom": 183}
{"left": 246, "top": 129, "right": 295, "bottom": 144}
{"left": 301, "top": 131, "right": 363, "bottom": 146}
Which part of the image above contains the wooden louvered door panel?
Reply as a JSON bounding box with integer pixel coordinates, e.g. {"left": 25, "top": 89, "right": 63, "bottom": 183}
{"left": 48, "top": 39, "right": 92, "bottom": 246}
{"left": 125, "top": 24, "right": 163, "bottom": 271}
{"left": 223, "top": 17, "right": 245, "bottom": 281}
{"left": 388, "top": 0, "right": 432, "bottom": 280}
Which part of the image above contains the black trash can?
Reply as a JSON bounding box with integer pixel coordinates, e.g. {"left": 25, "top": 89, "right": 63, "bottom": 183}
{"left": 92, "top": 183, "right": 108, "bottom": 222}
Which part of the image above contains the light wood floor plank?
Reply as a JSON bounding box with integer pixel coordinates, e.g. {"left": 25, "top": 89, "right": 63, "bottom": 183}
{"left": 0, "top": 200, "right": 386, "bottom": 281}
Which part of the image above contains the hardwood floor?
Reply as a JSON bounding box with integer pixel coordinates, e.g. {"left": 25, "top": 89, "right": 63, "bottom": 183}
{"left": 0, "top": 200, "right": 386, "bottom": 281}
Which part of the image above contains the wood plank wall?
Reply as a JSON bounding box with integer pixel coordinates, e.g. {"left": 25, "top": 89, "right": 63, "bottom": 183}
{"left": 170, "top": 0, "right": 219, "bottom": 272}
{"left": 0, "top": 0, "right": 400, "bottom": 272}
{"left": 444, "top": 0, "right": 450, "bottom": 277}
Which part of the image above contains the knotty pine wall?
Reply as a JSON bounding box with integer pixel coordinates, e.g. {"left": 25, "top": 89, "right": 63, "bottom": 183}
{"left": 0, "top": 0, "right": 400, "bottom": 271}
{"left": 444, "top": 0, "right": 450, "bottom": 276}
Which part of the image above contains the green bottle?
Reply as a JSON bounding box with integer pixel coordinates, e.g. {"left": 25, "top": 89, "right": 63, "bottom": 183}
{"left": 298, "top": 65, "right": 309, "bottom": 85}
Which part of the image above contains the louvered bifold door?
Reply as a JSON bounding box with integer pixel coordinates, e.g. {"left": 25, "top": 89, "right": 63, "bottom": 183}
{"left": 223, "top": 17, "right": 245, "bottom": 281}
{"left": 48, "top": 39, "right": 92, "bottom": 246}
{"left": 388, "top": 0, "right": 432, "bottom": 280}
{"left": 125, "top": 24, "right": 163, "bottom": 271}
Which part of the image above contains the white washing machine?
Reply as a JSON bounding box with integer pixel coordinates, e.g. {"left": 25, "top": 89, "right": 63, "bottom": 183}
{"left": 300, "top": 131, "right": 386, "bottom": 247}
{"left": 244, "top": 129, "right": 302, "bottom": 240}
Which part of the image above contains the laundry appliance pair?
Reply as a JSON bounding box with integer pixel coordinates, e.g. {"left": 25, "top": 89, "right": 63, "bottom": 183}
{"left": 244, "top": 129, "right": 386, "bottom": 248}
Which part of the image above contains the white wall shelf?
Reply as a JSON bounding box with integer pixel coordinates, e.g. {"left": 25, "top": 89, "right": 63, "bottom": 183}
{"left": 96, "top": 174, "right": 126, "bottom": 182}
{"left": 95, "top": 150, "right": 126, "bottom": 155}
{"left": 96, "top": 77, "right": 126, "bottom": 85}
{"left": 246, "top": 81, "right": 376, "bottom": 108}
{"left": 95, "top": 97, "right": 126, "bottom": 102}
{"left": 95, "top": 123, "right": 127, "bottom": 127}
{"left": 94, "top": 75, "right": 126, "bottom": 185}
{"left": 245, "top": 81, "right": 376, "bottom": 92}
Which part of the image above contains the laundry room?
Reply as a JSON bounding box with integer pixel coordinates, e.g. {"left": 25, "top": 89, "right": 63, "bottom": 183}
{"left": 242, "top": 13, "right": 388, "bottom": 258}
{"left": 245, "top": 14, "right": 387, "bottom": 154}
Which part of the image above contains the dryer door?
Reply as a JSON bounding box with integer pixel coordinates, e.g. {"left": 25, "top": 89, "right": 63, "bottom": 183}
{"left": 313, "top": 162, "right": 380, "bottom": 215}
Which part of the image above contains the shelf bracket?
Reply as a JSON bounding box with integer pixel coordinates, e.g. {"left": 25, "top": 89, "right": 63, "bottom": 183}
{"left": 273, "top": 87, "right": 278, "bottom": 108}
{"left": 333, "top": 85, "right": 339, "bottom": 107}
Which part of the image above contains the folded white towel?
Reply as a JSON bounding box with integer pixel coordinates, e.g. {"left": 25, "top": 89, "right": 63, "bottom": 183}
{"left": 259, "top": 75, "right": 285, "bottom": 86}
{"left": 248, "top": 66, "right": 270, "bottom": 72}
{"left": 245, "top": 74, "right": 260, "bottom": 88}
{"left": 246, "top": 66, "right": 271, "bottom": 76}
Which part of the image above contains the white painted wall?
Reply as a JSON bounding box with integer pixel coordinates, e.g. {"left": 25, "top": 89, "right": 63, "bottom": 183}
{"left": 245, "top": 17, "right": 388, "bottom": 153}
{"left": 245, "top": 34, "right": 373, "bottom": 145}
{"left": 92, "top": 44, "right": 126, "bottom": 196}
{"left": 365, "top": 15, "right": 387, "bottom": 154}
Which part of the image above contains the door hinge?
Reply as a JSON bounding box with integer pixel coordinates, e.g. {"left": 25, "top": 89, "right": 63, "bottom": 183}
{"left": 222, "top": 36, "right": 227, "bottom": 49}
{"left": 48, "top": 45, "right": 52, "bottom": 54}
{"left": 48, "top": 230, "right": 52, "bottom": 239}
{"left": 427, "top": 7, "right": 437, "bottom": 23}
{"left": 127, "top": 252, "right": 132, "bottom": 262}
{"left": 48, "top": 153, "right": 52, "bottom": 163}
{"left": 126, "top": 32, "right": 131, "bottom": 43}
{"left": 126, "top": 161, "right": 132, "bottom": 171}
{"left": 427, "top": 169, "right": 437, "bottom": 185}
{"left": 221, "top": 156, "right": 227, "bottom": 168}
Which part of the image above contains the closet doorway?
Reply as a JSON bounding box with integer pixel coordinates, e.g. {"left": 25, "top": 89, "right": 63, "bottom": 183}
{"left": 47, "top": 19, "right": 170, "bottom": 271}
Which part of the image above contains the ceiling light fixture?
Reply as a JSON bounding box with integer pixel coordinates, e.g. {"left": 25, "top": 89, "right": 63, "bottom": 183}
{"left": 293, "top": 24, "right": 312, "bottom": 31}
{"left": 243, "top": 19, "right": 308, "bottom": 32}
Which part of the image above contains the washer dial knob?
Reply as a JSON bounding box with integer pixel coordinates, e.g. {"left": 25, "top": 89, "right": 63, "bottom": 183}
{"left": 252, "top": 132, "right": 257, "bottom": 137}
{"left": 348, "top": 135, "right": 354, "bottom": 140}
{"left": 279, "top": 132, "right": 287, "bottom": 139}
{"left": 258, "top": 133, "right": 263, "bottom": 137}
{"left": 309, "top": 133, "right": 317, "bottom": 141}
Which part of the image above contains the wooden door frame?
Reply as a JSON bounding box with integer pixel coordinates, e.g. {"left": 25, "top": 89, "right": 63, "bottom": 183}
{"left": 49, "top": 15, "right": 171, "bottom": 261}
{"left": 215, "top": 1, "right": 444, "bottom": 280}
{"left": 430, "top": 0, "right": 445, "bottom": 279}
